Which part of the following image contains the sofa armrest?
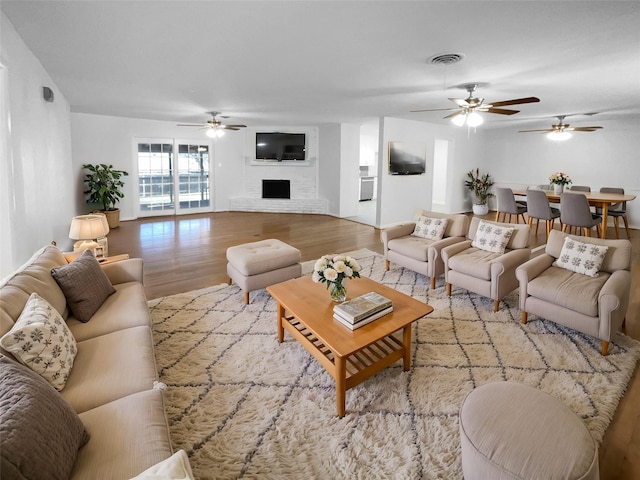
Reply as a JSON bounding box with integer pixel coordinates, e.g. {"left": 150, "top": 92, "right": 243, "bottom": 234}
{"left": 599, "top": 270, "right": 631, "bottom": 339}
{"left": 380, "top": 223, "right": 416, "bottom": 252}
{"left": 515, "top": 254, "right": 555, "bottom": 309}
{"left": 101, "top": 258, "right": 144, "bottom": 285}
{"left": 428, "top": 236, "right": 467, "bottom": 264}
{"left": 441, "top": 240, "right": 473, "bottom": 267}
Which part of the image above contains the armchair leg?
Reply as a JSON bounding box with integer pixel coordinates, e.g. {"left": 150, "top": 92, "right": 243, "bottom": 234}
{"left": 385, "top": 259, "right": 390, "bottom": 271}
{"left": 622, "top": 317, "right": 626, "bottom": 330}
{"left": 430, "top": 277, "right": 436, "bottom": 289}
{"left": 493, "top": 300, "right": 499, "bottom": 312}
{"left": 228, "top": 277, "right": 233, "bottom": 285}
{"left": 244, "top": 292, "right": 250, "bottom": 304}
{"left": 446, "top": 282, "right": 452, "bottom": 297}
{"left": 521, "top": 312, "right": 528, "bottom": 324}
{"left": 602, "top": 341, "right": 609, "bottom": 356}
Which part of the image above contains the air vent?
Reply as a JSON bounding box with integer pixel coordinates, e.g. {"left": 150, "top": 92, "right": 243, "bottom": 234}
{"left": 428, "top": 53, "right": 465, "bottom": 65}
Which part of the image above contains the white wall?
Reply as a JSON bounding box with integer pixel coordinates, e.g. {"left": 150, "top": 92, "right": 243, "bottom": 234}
{"left": 70, "top": 113, "right": 246, "bottom": 217}
{"left": 376, "top": 117, "right": 482, "bottom": 227}
{"left": 318, "top": 124, "right": 341, "bottom": 215}
{"left": 339, "top": 123, "right": 360, "bottom": 218}
{"left": 483, "top": 117, "right": 640, "bottom": 227}
{"left": 1, "top": 12, "right": 75, "bottom": 276}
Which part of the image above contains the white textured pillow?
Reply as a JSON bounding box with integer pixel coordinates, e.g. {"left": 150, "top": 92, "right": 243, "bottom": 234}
{"left": 471, "top": 221, "right": 514, "bottom": 254}
{"left": 131, "top": 450, "right": 195, "bottom": 479}
{"left": 0, "top": 292, "right": 77, "bottom": 391}
{"left": 412, "top": 216, "right": 448, "bottom": 241}
{"left": 553, "top": 237, "right": 609, "bottom": 277}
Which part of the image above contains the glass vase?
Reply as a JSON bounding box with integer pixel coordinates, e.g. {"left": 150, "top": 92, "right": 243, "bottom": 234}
{"left": 329, "top": 280, "right": 347, "bottom": 302}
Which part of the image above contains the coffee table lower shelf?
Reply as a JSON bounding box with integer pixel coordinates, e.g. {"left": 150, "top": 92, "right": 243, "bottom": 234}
{"left": 282, "top": 315, "right": 407, "bottom": 417}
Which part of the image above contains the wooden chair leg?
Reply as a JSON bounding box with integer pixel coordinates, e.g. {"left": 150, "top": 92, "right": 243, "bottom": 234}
{"left": 602, "top": 340, "right": 609, "bottom": 356}
{"left": 562, "top": 224, "right": 567, "bottom": 233}
{"left": 519, "top": 214, "right": 526, "bottom": 224}
{"left": 446, "top": 282, "right": 452, "bottom": 297}
{"left": 622, "top": 215, "right": 631, "bottom": 239}
{"left": 493, "top": 300, "right": 499, "bottom": 312}
{"left": 528, "top": 217, "right": 533, "bottom": 228}
{"left": 596, "top": 223, "right": 601, "bottom": 237}
{"left": 495, "top": 211, "right": 501, "bottom": 222}
{"left": 430, "top": 277, "right": 436, "bottom": 289}
{"left": 521, "top": 311, "right": 528, "bottom": 324}
{"left": 534, "top": 219, "right": 540, "bottom": 236}
{"left": 614, "top": 217, "right": 620, "bottom": 239}
{"left": 244, "top": 292, "right": 250, "bottom": 304}
{"left": 385, "top": 259, "right": 390, "bottom": 271}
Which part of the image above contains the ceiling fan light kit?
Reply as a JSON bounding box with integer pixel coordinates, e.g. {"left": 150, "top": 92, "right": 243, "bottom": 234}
{"left": 519, "top": 115, "right": 603, "bottom": 140}
{"left": 178, "top": 111, "right": 246, "bottom": 138}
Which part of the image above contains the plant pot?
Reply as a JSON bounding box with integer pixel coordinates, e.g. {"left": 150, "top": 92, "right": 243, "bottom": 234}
{"left": 472, "top": 204, "right": 489, "bottom": 216}
{"left": 553, "top": 184, "right": 563, "bottom": 194}
{"left": 102, "top": 209, "right": 121, "bottom": 229}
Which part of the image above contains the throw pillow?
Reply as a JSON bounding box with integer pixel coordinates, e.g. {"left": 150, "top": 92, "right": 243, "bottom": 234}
{"left": 412, "top": 216, "right": 448, "bottom": 241}
{"left": 0, "top": 355, "right": 90, "bottom": 480}
{"left": 130, "top": 450, "right": 195, "bottom": 480}
{"left": 553, "top": 237, "right": 609, "bottom": 277}
{"left": 0, "top": 292, "right": 77, "bottom": 391}
{"left": 471, "top": 220, "right": 515, "bottom": 254}
{"left": 51, "top": 249, "right": 115, "bottom": 322}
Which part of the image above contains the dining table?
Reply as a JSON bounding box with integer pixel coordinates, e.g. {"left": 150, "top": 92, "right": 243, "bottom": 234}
{"left": 511, "top": 189, "right": 636, "bottom": 239}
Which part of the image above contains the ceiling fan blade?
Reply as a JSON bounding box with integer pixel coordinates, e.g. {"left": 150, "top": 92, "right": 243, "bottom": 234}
{"left": 489, "top": 97, "right": 541, "bottom": 108}
{"left": 177, "top": 123, "right": 207, "bottom": 127}
{"left": 221, "top": 126, "right": 240, "bottom": 131}
{"left": 222, "top": 124, "right": 247, "bottom": 128}
{"left": 572, "top": 126, "right": 603, "bottom": 132}
{"left": 410, "top": 107, "right": 459, "bottom": 113}
{"left": 443, "top": 111, "right": 464, "bottom": 119}
{"left": 518, "top": 129, "right": 554, "bottom": 133}
{"left": 483, "top": 107, "right": 520, "bottom": 115}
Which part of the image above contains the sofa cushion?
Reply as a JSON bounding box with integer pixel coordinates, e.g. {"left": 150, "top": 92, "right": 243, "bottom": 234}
{"left": 61, "top": 326, "right": 159, "bottom": 413}
{"left": 0, "top": 293, "right": 77, "bottom": 391}
{"left": 1, "top": 245, "right": 68, "bottom": 342}
{"left": 0, "top": 355, "right": 90, "bottom": 480}
{"left": 553, "top": 237, "right": 609, "bottom": 278}
{"left": 412, "top": 215, "right": 448, "bottom": 240}
{"left": 388, "top": 236, "right": 433, "bottom": 262}
{"left": 51, "top": 250, "right": 116, "bottom": 322}
{"left": 527, "top": 266, "right": 610, "bottom": 317}
{"left": 447, "top": 248, "right": 500, "bottom": 281}
{"left": 130, "top": 450, "right": 194, "bottom": 480}
{"left": 73, "top": 390, "right": 173, "bottom": 480}
{"left": 66, "top": 281, "right": 151, "bottom": 342}
{"left": 471, "top": 221, "right": 514, "bottom": 254}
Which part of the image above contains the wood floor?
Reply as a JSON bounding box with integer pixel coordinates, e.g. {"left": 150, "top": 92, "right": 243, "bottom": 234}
{"left": 107, "top": 211, "right": 639, "bottom": 479}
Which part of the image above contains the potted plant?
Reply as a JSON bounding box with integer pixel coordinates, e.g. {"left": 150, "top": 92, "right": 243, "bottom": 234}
{"left": 82, "top": 163, "right": 129, "bottom": 228}
{"left": 465, "top": 168, "right": 495, "bottom": 215}
{"left": 549, "top": 171, "right": 572, "bottom": 194}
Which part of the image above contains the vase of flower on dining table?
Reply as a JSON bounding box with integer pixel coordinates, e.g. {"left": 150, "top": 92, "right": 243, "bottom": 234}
{"left": 549, "top": 171, "right": 571, "bottom": 195}
{"left": 312, "top": 254, "right": 361, "bottom": 302}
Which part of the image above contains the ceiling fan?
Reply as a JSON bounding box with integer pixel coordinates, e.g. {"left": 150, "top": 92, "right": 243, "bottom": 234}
{"left": 411, "top": 84, "right": 540, "bottom": 127}
{"left": 518, "top": 115, "right": 603, "bottom": 140}
{"left": 178, "top": 111, "right": 246, "bottom": 138}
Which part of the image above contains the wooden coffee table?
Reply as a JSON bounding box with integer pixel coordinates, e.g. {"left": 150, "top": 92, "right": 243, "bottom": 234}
{"left": 267, "top": 276, "right": 433, "bottom": 417}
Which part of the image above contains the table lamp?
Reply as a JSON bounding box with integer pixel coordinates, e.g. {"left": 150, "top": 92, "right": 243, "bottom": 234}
{"left": 69, "top": 214, "right": 109, "bottom": 256}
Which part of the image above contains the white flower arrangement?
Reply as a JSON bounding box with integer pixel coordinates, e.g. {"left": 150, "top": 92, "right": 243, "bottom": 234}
{"left": 549, "top": 171, "right": 572, "bottom": 186}
{"left": 312, "top": 254, "right": 361, "bottom": 289}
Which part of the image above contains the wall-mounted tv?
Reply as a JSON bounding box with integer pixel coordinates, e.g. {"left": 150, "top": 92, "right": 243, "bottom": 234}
{"left": 256, "top": 132, "right": 306, "bottom": 161}
{"left": 388, "top": 141, "right": 426, "bottom": 175}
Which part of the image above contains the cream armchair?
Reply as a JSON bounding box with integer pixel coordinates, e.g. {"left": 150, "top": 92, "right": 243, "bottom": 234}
{"left": 381, "top": 211, "right": 470, "bottom": 289}
{"left": 442, "top": 217, "right": 531, "bottom": 311}
{"left": 516, "top": 229, "right": 632, "bottom": 355}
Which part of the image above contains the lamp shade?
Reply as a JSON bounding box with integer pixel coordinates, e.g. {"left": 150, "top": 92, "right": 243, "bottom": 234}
{"left": 547, "top": 131, "right": 572, "bottom": 141}
{"left": 69, "top": 215, "right": 108, "bottom": 240}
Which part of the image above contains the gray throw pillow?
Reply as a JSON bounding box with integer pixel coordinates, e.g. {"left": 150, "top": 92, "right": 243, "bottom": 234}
{"left": 51, "top": 249, "right": 115, "bottom": 322}
{"left": 0, "top": 355, "right": 90, "bottom": 480}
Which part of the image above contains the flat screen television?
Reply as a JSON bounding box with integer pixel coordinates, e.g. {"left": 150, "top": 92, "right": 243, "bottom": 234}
{"left": 256, "top": 132, "right": 306, "bottom": 161}
{"left": 388, "top": 142, "right": 426, "bottom": 175}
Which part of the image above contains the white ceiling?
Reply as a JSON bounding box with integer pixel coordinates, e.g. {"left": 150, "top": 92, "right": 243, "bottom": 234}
{"left": 3, "top": 1, "right": 640, "bottom": 130}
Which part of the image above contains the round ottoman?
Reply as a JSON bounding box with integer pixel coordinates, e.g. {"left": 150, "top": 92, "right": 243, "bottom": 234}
{"left": 459, "top": 382, "right": 599, "bottom": 480}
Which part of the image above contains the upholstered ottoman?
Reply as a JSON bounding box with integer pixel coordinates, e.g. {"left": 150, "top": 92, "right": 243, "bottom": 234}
{"left": 459, "top": 382, "right": 599, "bottom": 480}
{"left": 226, "top": 239, "right": 301, "bottom": 304}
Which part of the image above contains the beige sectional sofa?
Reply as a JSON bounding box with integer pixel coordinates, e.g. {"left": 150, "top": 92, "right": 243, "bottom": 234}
{"left": 0, "top": 245, "right": 174, "bottom": 479}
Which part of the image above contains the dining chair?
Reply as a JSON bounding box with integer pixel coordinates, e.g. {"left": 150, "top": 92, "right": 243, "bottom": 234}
{"left": 526, "top": 189, "right": 561, "bottom": 240}
{"left": 560, "top": 192, "right": 601, "bottom": 237}
{"left": 495, "top": 187, "right": 527, "bottom": 223}
{"left": 569, "top": 185, "right": 591, "bottom": 192}
{"left": 596, "top": 187, "right": 631, "bottom": 239}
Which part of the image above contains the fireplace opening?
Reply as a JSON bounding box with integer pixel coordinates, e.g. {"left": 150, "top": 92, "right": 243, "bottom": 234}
{"left": 262, "top": 179, "right": 290, "bottom": 199}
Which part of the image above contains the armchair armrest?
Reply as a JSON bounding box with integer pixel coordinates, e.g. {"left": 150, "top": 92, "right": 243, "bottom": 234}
{"left": 515, "top": 254, "right": 555, "bottom": 309}
{"left": 380, "top": 223, "right": 416, "bottom": 252}
{"left": 101, "top": 258, "right": 144, "bottom": 285}
{"left": 598, "top": 270, "right": 631, "bottom": 339}
{"left": 441, "top": 240, "right": 473, "bottom": 267}
{"left": 428, "top": 236, "right": 467, "bottom": 264}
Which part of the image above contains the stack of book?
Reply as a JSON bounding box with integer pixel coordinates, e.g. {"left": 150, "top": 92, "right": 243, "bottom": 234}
{"left": 333, "top": 292, "right": 393, "bottom": 330}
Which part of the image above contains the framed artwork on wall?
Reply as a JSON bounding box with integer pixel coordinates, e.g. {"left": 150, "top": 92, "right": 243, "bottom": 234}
{"left": 388, "top": 142, "right": 426, "bottom": 175}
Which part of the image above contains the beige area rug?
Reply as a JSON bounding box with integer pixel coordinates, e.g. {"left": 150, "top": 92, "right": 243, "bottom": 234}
{"left": 149, "top": 249, "right": 640, "bottom": 480}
